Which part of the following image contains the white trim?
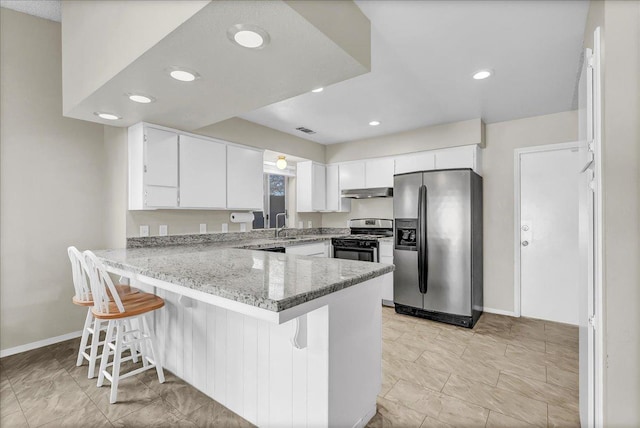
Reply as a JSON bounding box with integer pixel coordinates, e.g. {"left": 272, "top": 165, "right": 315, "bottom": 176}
{"left": 483, "top": 307, "right": 517, "bottom": 317}
{"left": 0, "top": 330, "right": 83, "bottom": 358}
{"left": 592, "top": 26, "right": 604, "bottom": 428}
{"left": 513, "top": 141, "right": 582, "bottom": 318}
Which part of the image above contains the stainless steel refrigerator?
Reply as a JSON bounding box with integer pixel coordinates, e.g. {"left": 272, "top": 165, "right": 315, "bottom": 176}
{"left": 393, "top": 169, "right": 483, "bottom": 328}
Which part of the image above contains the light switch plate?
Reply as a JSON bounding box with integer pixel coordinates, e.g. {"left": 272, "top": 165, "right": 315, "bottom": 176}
{"left": 199, "top": 224, "right": 207, "bottom": 234}
{"left": 240, "top": 223, "right": 247, "bottom": 232}
{"left": 222, "top": 223, "right": 229, "bottom": 233}
{"left": 298, "top": 221, "right": 303, "bottom": 229}
{"left": 139, "top": 225, "right": 149, "bottom": 237}
{"left": 159, "top": 225, "right": 168, "bottom": 236}
{"left": 307, "top": 221, "right": 312, "bottom": 228}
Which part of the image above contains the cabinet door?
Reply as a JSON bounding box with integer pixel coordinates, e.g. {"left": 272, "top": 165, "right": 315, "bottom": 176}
{"left": 179, "top": 135, "right": 226, "bottom": 208}
{"left": 145, "top": 186, "right": 178, "bottom": 208}
{"left": 434, "top": 146, "right": 475, "bottom": 170}
{"left": 325, "top": 165, "right": 351, "bottom": 213}
{"left": 144, "top": 127, "right": 178, "bottom": 187}
{"left": 312, "top": 163, "right": 326, "bottom": 211}
{"left": 365, "top": 158, "right": 394, "bottom": 188}
{"left": 339, "top": 162, "right": 366, "bottom": 190}
{"left": 227, "top": 146, "right": 264, "bottom": 210}
{"left": 394, "top": 152, "right": 435, "bottom": 175}
{"left": 296, "top": 161, "right": 313, "bottom": 212}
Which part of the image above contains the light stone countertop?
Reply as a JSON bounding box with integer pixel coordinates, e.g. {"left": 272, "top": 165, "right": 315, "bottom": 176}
{"left": 93, "top": 236, "right": 394, "bottom": 312}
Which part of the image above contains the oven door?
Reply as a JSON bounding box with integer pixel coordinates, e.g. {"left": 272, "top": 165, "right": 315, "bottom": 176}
{"left": 333, "top": 246, "right": 378, "bottom": 262}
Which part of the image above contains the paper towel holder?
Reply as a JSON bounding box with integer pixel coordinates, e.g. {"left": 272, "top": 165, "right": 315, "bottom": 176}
{"left": 230, "top": 212, "right": 255, "bottom": 223}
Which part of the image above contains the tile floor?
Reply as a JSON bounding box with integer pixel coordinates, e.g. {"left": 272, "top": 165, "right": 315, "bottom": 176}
{"left": 0, "top": 309, "right": 579, "bottom": 427}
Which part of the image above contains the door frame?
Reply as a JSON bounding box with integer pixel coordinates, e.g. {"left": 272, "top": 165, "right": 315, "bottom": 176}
{"left": 513, "top": 141, "right": 582, "bottom": 317}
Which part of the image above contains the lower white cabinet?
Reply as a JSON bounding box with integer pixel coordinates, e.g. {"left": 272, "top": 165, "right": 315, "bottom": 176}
{"left": 379, "top": 240, "right": 394, "bottom": 306}
{"left": 286, "top": 241, "right": 330, "bottom": 258}
{"left": 227, "top": 145, "right": 264, "bottom": 210}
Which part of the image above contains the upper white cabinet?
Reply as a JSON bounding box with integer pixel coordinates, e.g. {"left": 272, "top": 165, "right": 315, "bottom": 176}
{"left": 434, "top": 145, "right": 480, "bottom": 172}
{"left": 394, "top": 151, "right": 436, "bottom": 175}
{"left": 179, "top": 135, "right": 226, "bottom": 209}
{"left": 326, "top": 164, "right": 351, "bottom": 212}
{"left": 297, "top": 161, "right": 327, "bottom": 212}
{"left": 393, "top": 145, "right": 482, "bottom": 176}
{"left": 129, "top": 123, "right": 264, "bottom": 211}
{"left": 227, "top": 145, "right": 264, "bottom": 210}
{"left": 365, "top": 158, "right": 395, "bottom": 187}
{"left": 129, "top": 123, "right": 179, "bottom": 209}
{"left": 339, "top": 162, "right": 366, "bottom": 190}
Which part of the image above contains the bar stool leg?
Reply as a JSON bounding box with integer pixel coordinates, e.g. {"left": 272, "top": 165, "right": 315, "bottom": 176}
{"left": 77, "top": 308, "right": 92, "bottom": 367}
{"left": 109, "top": 321, "right": 125, "bottom": 404}
{"left": 124, "top": 319, "right": 139, "bottom": 363}
{"left": 97, "top": 319, "right": 115, "bottom": 388}
{"left": 87, "top": 318, "right": 102, "bottom": 379}
{"left": 142, "top": 315, "right": 165, "bottom": 384}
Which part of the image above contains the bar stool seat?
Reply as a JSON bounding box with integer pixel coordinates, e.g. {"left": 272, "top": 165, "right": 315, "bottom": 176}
{"left": 84, "top": 250, "right": 165, "bottom": 404}
{"left": 72, "top": 284, "right": 138, "bottom": 306}
{"left": 91, "top": 293, "right": 164, "bottom": 320}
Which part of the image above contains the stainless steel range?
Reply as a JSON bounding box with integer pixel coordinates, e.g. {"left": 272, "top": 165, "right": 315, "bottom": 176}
{"left": 331, "top": 219, "right": 394, "bottom": 263}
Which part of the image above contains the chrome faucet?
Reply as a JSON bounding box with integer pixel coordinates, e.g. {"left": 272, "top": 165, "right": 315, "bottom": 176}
{"left": 275, "top": 212, "right": 288, "bottom": 238}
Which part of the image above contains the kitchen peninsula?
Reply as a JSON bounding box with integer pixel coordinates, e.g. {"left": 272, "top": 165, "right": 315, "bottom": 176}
{"left": 94, "top": 236, "right": 393, "bottom": 428}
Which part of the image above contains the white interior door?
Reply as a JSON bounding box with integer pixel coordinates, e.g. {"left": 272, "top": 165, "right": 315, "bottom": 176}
{"left": 518, "top": 146, "right": 580, "bottom": 325}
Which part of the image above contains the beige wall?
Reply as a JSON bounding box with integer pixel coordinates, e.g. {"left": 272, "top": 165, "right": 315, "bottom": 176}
{"left": 0, "top": 9, "right": 107, "bottom": 349}
{"left": 103, "top": 126, "right": 128, "bottom": 248}
{"left": 325, "top": 118, "right": 484, "bottom": 163}
{"left": 482, "top": 111, "right": 578, "bottom": 311}
{"left": 322, "top": 111, "right": 579, "bottom": 313}
{"left": 584, "top": 1, "right": 640, "bottom": 425}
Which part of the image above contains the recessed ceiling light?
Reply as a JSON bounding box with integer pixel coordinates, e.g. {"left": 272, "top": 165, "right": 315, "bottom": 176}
{"left": 167, "top": 67, "right": 199, "bottom": 82}
{"left": 369, "top": 121, "right": 381, "bottom": 126}
{"left": 227, "top": 24, "right": 270, "bottom": 49}
{"left": 94, "top": 112, "right": 120, "bottom": 121}
{"left": 126, "top": 93, "right": 155, "bottom": 104}
{"left": 311, "top": 87, "right": 324, "bottom": 93}
{"left": 472, "top": 69, "right": 492, "bottom": 80}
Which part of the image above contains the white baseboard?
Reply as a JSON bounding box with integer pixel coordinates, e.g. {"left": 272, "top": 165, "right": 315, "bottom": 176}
{"left": 0, "top": 330, "right": 83, "bottom": 358}
{"left": 483, "top": 307, "right": 517, "bottom": 317}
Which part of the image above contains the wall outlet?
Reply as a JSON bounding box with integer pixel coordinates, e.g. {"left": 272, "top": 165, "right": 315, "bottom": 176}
{"left": 307, "top": 221, "right": 313, "bottom": 228}
{"left": 240, "top": 223, "right": 247, "bottom": 232}
{"left": 199, "top": 223, "right": 207, "bottom": 234}
{"left": 221, "top": 223, "right": 229, "bottom": 233}
{"left": 159, "top": 225, "right": 168, "bottom": 236}
{"left": 139, "top": 225, "right": 149, "bottom": 237}
{"left": 298, "top": 221, "right": 303, "bottom": 229}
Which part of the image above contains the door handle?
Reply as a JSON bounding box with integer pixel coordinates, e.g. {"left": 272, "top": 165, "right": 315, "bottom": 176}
{"left": 522, "top": 241, "right": 529, "bottom": 247}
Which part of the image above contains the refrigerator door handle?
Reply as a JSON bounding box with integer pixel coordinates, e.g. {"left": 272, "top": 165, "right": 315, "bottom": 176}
{"left": 418, "top": 184, "right": 428, "bottom": 294}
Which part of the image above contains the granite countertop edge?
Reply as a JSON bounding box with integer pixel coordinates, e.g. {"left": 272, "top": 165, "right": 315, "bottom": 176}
{"left": 98, "top": 255, "right": 394, "bottom": 312}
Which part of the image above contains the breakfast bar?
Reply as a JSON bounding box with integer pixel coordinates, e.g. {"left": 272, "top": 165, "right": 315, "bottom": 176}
{"left": 94, "top": 243, "right": 394, "bottom": 428}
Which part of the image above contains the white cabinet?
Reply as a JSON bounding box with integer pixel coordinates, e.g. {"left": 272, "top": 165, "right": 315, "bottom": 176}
{"left": 339, "top": 162, "right": 366, "bottom": 190}
{"left": 434, "top": 145, "right": 479, "bottom": 172}
{"left": 286, "top": 241, "right": 330, "bottom": 257}
{"left": 394, "top": 151, "right": 436, "bottom": 175}
{"left": 325, "top": 165, "right": 351, "bottom": 212}
{"left": 379, "top": 240, "right": 394, "bottom": 306}
{"left": 337, "top": 158, "right": 394, "bottom": 190}
{"left": 297, "top": 161, "right": 327, "bottom": 212}
{"left": 129, "top": 123, "right": 179, "bottom": 209}
{"left": 226, "top": 145, "right": 264, "bottom": 210}
{"left": 365, "top": 158, "right": 395, "bottom": 188}
{"left": 179, "top": 135, "right": 226, "bottom": 209}
{"left": 393, "top": 145, "right": 482, "bottom": 176}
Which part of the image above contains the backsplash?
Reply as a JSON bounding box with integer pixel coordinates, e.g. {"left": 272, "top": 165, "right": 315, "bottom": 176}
{"left": 127, "top": 227, "right": 350, "bottom": 248}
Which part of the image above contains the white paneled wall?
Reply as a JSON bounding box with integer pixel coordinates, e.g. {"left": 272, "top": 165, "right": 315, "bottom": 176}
{"left": 133, "top": 275, "right": 386, "bottom": 427}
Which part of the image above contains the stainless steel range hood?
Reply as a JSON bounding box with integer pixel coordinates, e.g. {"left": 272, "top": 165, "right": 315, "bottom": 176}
{"left": 341, "top": 187, "right": 394, "bottom": 199}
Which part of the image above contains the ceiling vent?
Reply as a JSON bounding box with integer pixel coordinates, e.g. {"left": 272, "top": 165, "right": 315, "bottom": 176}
{"left": 296, "top": 126, "right": 316, "bottom": 135}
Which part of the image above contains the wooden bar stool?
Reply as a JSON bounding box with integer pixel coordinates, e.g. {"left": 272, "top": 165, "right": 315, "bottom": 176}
{"left": 84, "top": 251, "right": 166, "bottom": 404}
{"left": 68, "top": 246, "right": 140, "bottom": 378}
